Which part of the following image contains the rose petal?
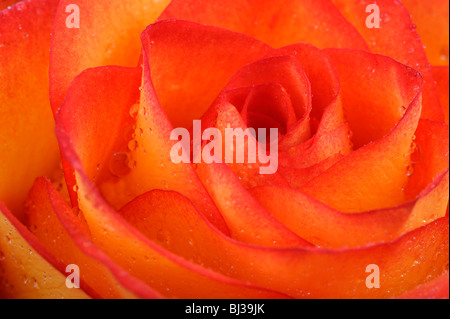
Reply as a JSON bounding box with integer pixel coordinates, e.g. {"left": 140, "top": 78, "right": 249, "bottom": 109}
{"left": 140, "top": 19, "right": 272, "bottom": 128}
{"left": 196, "top": 162, "right": 313, "bottom": 248}
{"left": 301, "top": 49, "right": 423, "bottom": 212}
{"left": 56, "top": 67, "right": 288, "bottom": 299}
{"left": 206, "top": 101, "right": 289, "bottom": 188}
{"left": 264, "top": 43, "right": 342, "bottom": 129}
{"left": 0, "top": 0, "right": 60, "bottom": 219}
{"left": 433, "top": 66, "right": 449, "bottom": 124}
{"left": 25, "top": 177, "right": 162, "bottom": 299}
{"left": 118, "top": 189, "right": 449, "bottom": 298}
{"left": 250, "top": 171, "right": 448, "bottom": 248}
{"left": 397, "top": 272, "right": 449, "bottom": 299}
{"left": 56, "top": 66, "right": 141, "bottom": 208}
{"left": 405, "top": 120, "right": 449, "bottom": 199}
{"left": 0, "top": 0, "right": 20, "bottom": 10}
{"left": 50, "top": 0, "right": 170, "bottom": 113}
{"left": 277, "top": 154, "right": 345, "bottom": 188}
{"left": 401, "top": 0, "right": 449, "bottom": 66}
{"left": 279, "top": 124, "right": 352, "bottom": 169}
{"left": 160, "top": 0, "right": 369, "bottom": 50}
{"left": 72, "top": 173, "right": 289, "bottom": 299}
{"left": 332, "top": 0, "right": 444, "bottom": 122}
{"left": 57, "top": 61, "right": 230, "bottom": 235}
{"left": 0, "top": 201, "right": 90, "bottom": 299}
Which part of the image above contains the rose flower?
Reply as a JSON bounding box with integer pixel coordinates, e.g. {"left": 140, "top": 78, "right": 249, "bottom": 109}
{"left": 0, "top": 0, "right": 449, "bottom": 299}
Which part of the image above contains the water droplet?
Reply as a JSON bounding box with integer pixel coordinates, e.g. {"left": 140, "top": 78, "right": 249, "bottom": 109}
{"left": 109, "top": 153, "right": 131, "bottom": 177}
{"left": 128, "top": 140, "right": 138, "bottom": 151}
{"left": 129, "top": 103, "right": 140, "bottom": 118}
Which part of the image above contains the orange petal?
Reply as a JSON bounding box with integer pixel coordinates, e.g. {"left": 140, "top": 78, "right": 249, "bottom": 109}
{"left": 250, "top": 171, "right": 448, "bottom": 248}
{"left": 0, "top": 201, "right": 90, "bottom": 299}
{"left": 49, "top": 0, "right": 171, "bottom": 113}
{"left": 0, "top": 0, "right": 60, "bottom": 219}
{"left": 279, "top": 124, "right": 352, "bottom": 169}
{"left": 301, "top": 49, "right": 423, "bottom": 212}
{"left": 25, "top": 177, "right": 162, "bottom": 299}
{"left": 118, "top": 189, "right": 449, "bottom": 298}
{"left": 401, "top": 0, "right": 449, "bottom": 66}
{"left": 196, "top": 162, "right": 313, "bottom": 248}
{"left": 265, "top": 43, "right": 342, "bottom": 130}
{"left": 160, "top": 0, "right": 369, "bottom": 50}
{"left": 0, "top": 0, "right": 21, "bottom": 10}
{"left": 277, "top": 154, "right": 345, "bottom": 188}
{"left": 433, "top": 66, "right": 449, "bottom": 124}
{"left": 55, "top": 64, "right": 229, "bottom": 234}
{"left": 397, "top": 272, "right": 449, "bottom": 299}
{"left": 140, "top": 19, "right": 272, "bottom": 128}
{"left": 332, "top": 0, "right": 444, "bottom": 122}
{"left": 73, "top": 173, "right": 288, "bottom": 299}
{"left": 405, "top": 120, "right": 449, "bottom": 199}
{"left": 56, "top": 70, "right": 287, "bottom": 297}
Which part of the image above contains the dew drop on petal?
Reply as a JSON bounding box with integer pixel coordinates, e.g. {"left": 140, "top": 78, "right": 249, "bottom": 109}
{"left": 128, "top": 140, "right": 138, "bottom": 151}
{"left": 109, "top": 153, "right": 131, "bottom": 177}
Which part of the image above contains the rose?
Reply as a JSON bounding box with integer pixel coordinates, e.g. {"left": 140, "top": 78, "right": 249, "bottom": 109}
{"left": 0, "top": 0, "right": 448, "bottom": 299}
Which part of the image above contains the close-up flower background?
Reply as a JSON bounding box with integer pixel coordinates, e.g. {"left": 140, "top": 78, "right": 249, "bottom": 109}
{"left": 0, "top": 0, "right": 449, "bottom": 299}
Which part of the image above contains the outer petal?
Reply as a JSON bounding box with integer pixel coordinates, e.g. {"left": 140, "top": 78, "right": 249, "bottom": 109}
{"left": 0, "top": 0, "right": 20, "bottom": 10}
{"left": 50, "top": 0, "right": 170, "bottom": 113}
{"left": 140, "top": 19, "right": 272, "bottom": 128}
{"left": 0, "top": 0, "right": 60, "bottom": 219}
{"left": 55, "top": 63, "right": 229, "bottom": 233}
{"left": 401, "top": 0, "right": 449, "bottom": 66}
{"left": 160, "top": 0, "right": 369, "bottom": 50}
{"left": 250, "top": 171, "right": 448, "bottom": 248}
{"left": 405, "top": 120, "right": 449, "bottom": 199}
{"left": 71, "top": 174, "right": 289, "bottom": 299}
{"left": 433, "top": 66, "right": 449, "bottom": 124}
{"left": 25, "top": 178, "right": 162, "bottom": 299}
{"left": 301, "top": 49, "right": 423, "bottom": 212}
{"left": 332, "top": 0, "right": 444, "bottom": 122}
{"left": 397, "top": 272, "right": 449, "bottom": 299}
{"left": 0, "top": 201, "right": 90, "bottom": 299}
{"left": 56, "top": 68, "right": 286, "bottom": 299}
{"left": 119, "top": 190, "right": 449, "bottom": 298}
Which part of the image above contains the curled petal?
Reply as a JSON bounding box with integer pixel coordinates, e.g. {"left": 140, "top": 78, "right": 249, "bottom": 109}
{"left": 196, "top": 162, "right": 313, "bottom": 248}
{"left": 0, "top": 201, "right": 90, "bottom": 299}
{"left": 56, "top": 66, "right": 287, "bottom": 298}
{"left": 50, "top": 0, "right": 170, "bottom": 113}
{"left": 432, "top": 66, "right": 449, "bottom": 124}
{"left": 332, "top": 0, "right": 444, "bottom": 122}
{"left": 118, "top": 189, "right": 449, "bottom": 298}
{"left": 251, "top": 171, "right": 448, "bottom": 248}
{"left": 397, "top": 272, "right": 449, "bottom": 299}
{"left": 405, "top": 119, "right": 449, "bottom": 199}
{"left": 160, "top": 0, "right": 369, "bottom": 50}
{"left": 25, "top": 178, "right": 162, "bottom": 299}
{"left": 301, "top": 49, "right": 423, "bottom": 212}
{"left": 401, "top": 0, "right": 449, "bottom": 66}
{"left": 140, "top": 19, "right": 272, "bottom": 128}
{"left": 0, "top": 0, "right": 60, "bottom": 218}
